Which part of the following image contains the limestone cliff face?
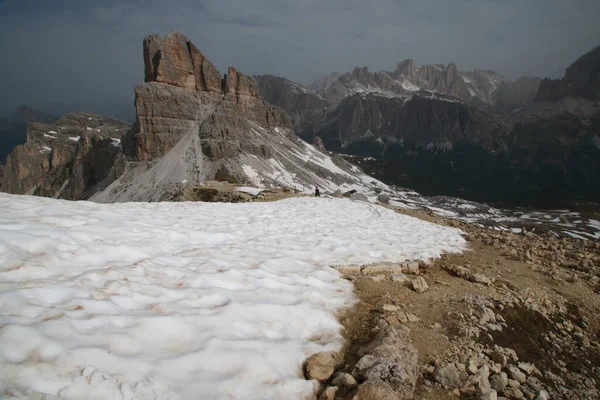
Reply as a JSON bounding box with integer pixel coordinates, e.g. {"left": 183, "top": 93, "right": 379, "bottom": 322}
{"left": 254, "top": 74, "right": 331, "bottom": 138}
{"left": 1, "top": 112, "right": 130, "bottom": 199}
{"left": 128, "top": 31, "right": 291, "bottom": 163}
{"left": 316, "top": 92, "right": 508, "bottom": 151}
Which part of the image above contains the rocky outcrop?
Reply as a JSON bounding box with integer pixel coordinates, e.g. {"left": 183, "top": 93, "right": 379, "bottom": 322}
{"left": 0, "top": 105, "right": 58, "bottom": 163}
{"left": 92, "top": 31, "right": 388, "bottom": 202}
{"left": 254, "top": 74, "right": 331, "bottom": 136}
{"left": 536, "top": 44, "right": 600, "bottom": 102}
{"left": 1, "top": 112, "right": 130, "bottom": 199}
{"left": 129, "top": 31, "right": 287, "bottom": 162}
{"left": 143, "top": 32, "right": 222, "bottom": 93}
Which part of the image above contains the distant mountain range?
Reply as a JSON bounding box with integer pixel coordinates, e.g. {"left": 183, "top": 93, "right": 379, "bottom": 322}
{"left": 2, "top": 39, "right": 599, "bottom": 206}
{"left": 306, "top": 59, "right": 542, "bottom": 112}
{"left": 255, "top": 46, "right": 600, "bottom": 206}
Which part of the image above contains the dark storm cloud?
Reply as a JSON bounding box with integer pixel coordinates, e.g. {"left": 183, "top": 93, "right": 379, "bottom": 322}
{"left": 1, "top": 0, "right": 599, "bottom": 120}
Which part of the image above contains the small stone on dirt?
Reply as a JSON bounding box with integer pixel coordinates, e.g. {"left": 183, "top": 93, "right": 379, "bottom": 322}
{"left": 411, "top": 277, "right": 429, "bottom": 293}
{"left": 406, "top": 312, "right": 420, "bottom": 322}
{"left": 331, "top": 372, "right": 357, "bottom": 389}
{"left": 390, "top": 273, "right": 409, "bottom": 283}
{"left": 318, "top": 386, "right": 338, "bottom": 400}
{"left": 468, "top": 273, "right": 492, "bottom": 285}
{"left": 382, "top": 304, "right": 399, "bottom": 312}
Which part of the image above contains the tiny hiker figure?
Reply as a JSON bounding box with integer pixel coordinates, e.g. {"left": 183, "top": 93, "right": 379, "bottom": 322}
{"left": 315, "top": 187, "right": 320, "bottom": 197}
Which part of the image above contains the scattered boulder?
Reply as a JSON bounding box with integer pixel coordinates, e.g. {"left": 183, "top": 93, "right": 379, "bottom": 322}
{"left": 305, "top": 352, "right": 336, "bottom": 382}
{"left": 390, "top": 273, "right": 409, "bottom": 283}
{"left": 331, "top": 372, "right": 357, "bottom": 389}
{"left": 478, "top": 386, "right": 498, "bottom": 400}
{"left": 377, "top": 193, "right": 391, "bottom": 204}
{"left": 362, "top": 262, "right": 403, "bottom": 274}
{"left": 433, "top": 364, "right": 462, "bottom": 388}
{"left": 354, "top": 379, "right": 398, "bottom": 400}
{"left": 506, "top": 364, "right": 527, "bottom": 384}
{"left": 354, "top": 324, "right": 419, "bottom": 398}
{"left": 489, "top": 372, "right": 508, "bottom": 392}
{"left": 350, "top": 192, "right": 370, "bottom": 202}
{"left": 318, "top": 386, "right": 338, "bottom": 400}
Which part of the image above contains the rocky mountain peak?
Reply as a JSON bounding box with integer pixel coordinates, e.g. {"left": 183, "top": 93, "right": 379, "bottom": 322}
{"left": 394, "top": 59, "right": 417, "bottom": 76}
{"left": 143, "top": 31, "right": 259, "bottom": 98}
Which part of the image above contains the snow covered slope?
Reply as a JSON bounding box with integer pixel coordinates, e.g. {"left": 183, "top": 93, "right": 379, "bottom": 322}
{"left": 0, "top": 194, "right": 466, "bottom": 399}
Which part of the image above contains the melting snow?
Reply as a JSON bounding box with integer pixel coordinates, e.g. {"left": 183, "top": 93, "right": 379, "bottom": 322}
{"left": 68, "top": 136, "right": 81, "bottom": 142}
{"left": 0, "top": 194, "right": 465, "bottom": 399}
{"left": 235, "top": 187, "right": 264, "bottom": 196}
{"left": 43, "top": 134, "right": 57, "bottom": 139}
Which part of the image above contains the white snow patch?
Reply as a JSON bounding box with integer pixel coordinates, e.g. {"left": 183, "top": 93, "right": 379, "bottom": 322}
{"left": 235, "top": 187, "right": 264, "bottom": 196}
{"left": 43, "top": 134, "right": 57, "bottom": 139}
{"left": 86, "top": 127, "right": 92, "bottom": 131}
{"left": 242, "top": 164, "right": 262, "bottom": 186}
{"left": 47, "top": 130, "right": 57, "bottom": 134}
{"left": 0, "top": 194, "right": 465, "bottom": 399}
{"left": 68, "top": 136, "right": 81, "bottom": 142}
{"left": 399, "top": 79, "right": 420, "bottom": 91}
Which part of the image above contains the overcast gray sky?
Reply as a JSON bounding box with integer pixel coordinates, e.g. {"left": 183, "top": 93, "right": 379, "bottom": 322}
{"left": 1, "top": 0, "right": 599, "bottom": 120}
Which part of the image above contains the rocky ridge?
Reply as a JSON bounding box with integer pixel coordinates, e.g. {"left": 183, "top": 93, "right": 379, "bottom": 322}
{"left": 0, "top": 112, "right": 130, "bottom": 199}
{"left": 310, "top": 60, "right": 541, "bottom": 111}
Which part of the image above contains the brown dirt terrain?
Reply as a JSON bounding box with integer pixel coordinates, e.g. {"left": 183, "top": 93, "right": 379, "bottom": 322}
{"left": 324, "top": 206, "right": 600, "bottom": 400}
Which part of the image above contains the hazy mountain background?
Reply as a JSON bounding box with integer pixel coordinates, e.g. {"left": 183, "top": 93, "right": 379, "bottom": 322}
{"left": 1, "top": 0, "right": 600, "bottom": 120}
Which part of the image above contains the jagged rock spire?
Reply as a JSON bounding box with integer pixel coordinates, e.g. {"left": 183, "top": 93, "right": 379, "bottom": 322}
{"left": 142, "top": 31, "right": 258, "bottom": 97}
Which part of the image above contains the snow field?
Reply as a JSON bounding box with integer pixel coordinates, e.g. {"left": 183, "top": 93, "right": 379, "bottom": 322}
{"left": 0, "top": 194, "right": 466, "bottom": 399}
